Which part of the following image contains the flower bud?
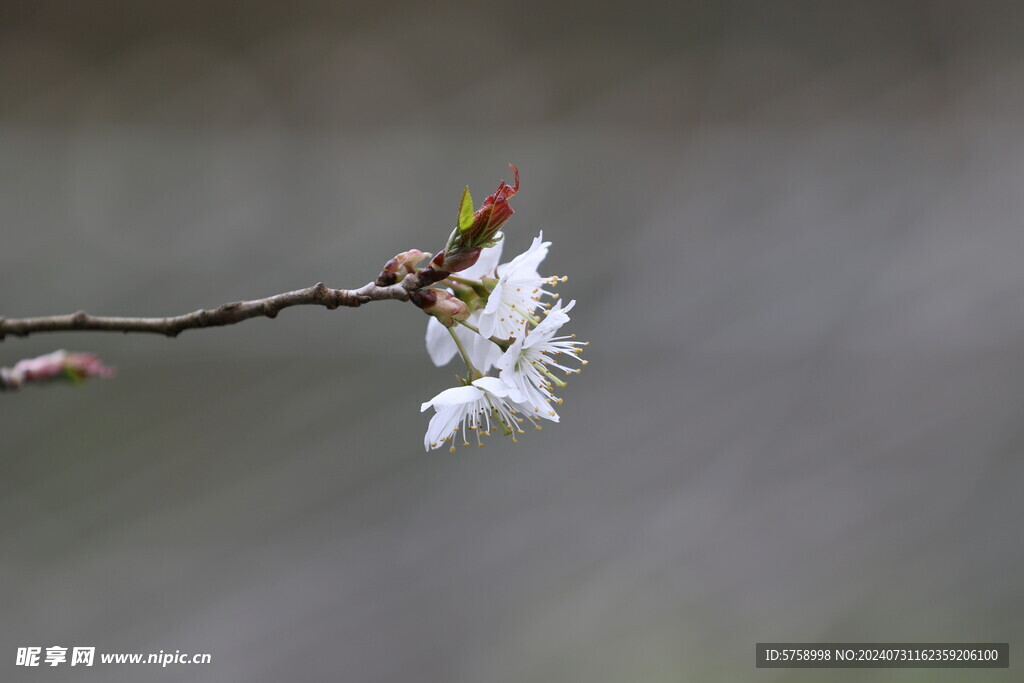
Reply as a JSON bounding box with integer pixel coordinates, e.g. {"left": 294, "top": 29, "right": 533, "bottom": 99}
{"left": 411, "top": 167, "right": 520, "bottom": 289}
{"left": 462, "top": 164, "right": 519, "bottom": 246}
{"left": 3, "top": 350, "right": 115, "bottom": 390}
{"left": 409, "top": 289, "right": 470, "bottom": 328}
{"left": 376, "top": 249, "right": 428, "bottom": 286}
{"left": 448, "top": 281, "right": 480, "bottom": 305}
{"left": 428, "top": 246, "right": 481, "bottom": 275}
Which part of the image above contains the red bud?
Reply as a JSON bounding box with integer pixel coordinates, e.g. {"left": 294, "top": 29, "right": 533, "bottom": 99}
{"left": 463, "top": 164, "right": 519, "bottom": 243}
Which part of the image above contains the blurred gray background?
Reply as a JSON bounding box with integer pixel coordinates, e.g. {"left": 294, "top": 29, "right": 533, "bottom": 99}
{"left": 2, "top": 1, "right": 1023, "bottom": 681}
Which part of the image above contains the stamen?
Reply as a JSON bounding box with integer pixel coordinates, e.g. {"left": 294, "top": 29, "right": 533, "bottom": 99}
{"left": 540, "top": 367, "right": 568, "bottom": 388}
{"left": 510, "top": 305, "right": 541, "bottom": 325}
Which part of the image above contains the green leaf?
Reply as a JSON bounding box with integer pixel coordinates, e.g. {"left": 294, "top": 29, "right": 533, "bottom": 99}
{"left": 478, "top": 232, "right": 504, "bottom": 249}
{"left": 457, "top": 186, "right": 474, "bottom": 231}
{"left": 63, "top": 367, "right": 84, "bottom": 386}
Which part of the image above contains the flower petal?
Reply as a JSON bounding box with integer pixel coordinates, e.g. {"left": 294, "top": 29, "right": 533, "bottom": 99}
{"left": 473, "top": 375, "right": 525, "bottom": 403}
{"left": 502, "top": 369, "right": 560, "bottom": 423}
{"left": 496, "top": 232, "right": 549, "bottom": 279}
{"left": 424, "top": 404, "right": 468, "bottom": 450}
{"left": 478, "top": 279, "right": 505, "bottom": 338}
{"left": 465, "top": 327, "right": 502, "bottom": 373}
{"left": 471, "top": 376, "right": 506, "bottom": 394}
{"left": 525, "top": 299, "right": 575, "bottom": 348}
{"left": 495, "top": 337, "right": 524, "bottom": 375}
{"left": 421, "top": 384, "right": 482, "bottom": 412}
{"left": 425, "top": 316, "right": 458, "bottom": 367}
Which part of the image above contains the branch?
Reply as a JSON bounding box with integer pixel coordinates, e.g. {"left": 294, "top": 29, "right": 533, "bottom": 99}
{"left": 0, "top": 274, "right": 432, "bottom": 340}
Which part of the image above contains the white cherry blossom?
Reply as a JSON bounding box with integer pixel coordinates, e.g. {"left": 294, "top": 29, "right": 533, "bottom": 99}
{"left": 496, "top": 299, "right": 587, "bottom": 422}
{"left": 420, "top": 376, "right": 527, "bottom": 451}
{"left": 477, "top": 232, "right": 561, "bottom": 341}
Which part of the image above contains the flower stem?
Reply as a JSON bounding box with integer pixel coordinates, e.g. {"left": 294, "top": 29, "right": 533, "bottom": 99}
{"left": 457, "top": 319, "right": 513, "bottom": 351}
{"left": 446, "top": 275, "right": 480, "bottom": 287}
{"left": 448, "top": 326, "right": 481, "bottom": 380}
{"left": 457, "top": 319, "right": 480, "bottom": 334}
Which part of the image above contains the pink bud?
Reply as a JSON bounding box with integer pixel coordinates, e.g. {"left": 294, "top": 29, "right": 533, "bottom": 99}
{"left": 376, "top": 249, "right": 429, "bottom": 286}
{"left": 3, "top": 350, "right": 115, "bottom": 389}
{"left": 409, "top": 289, "right": 470, "bottom": 328}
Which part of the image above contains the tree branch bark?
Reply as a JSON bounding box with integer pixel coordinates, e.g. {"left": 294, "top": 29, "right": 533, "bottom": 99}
{"left": 0, "top": 274, "right": 427, "bottom": 340}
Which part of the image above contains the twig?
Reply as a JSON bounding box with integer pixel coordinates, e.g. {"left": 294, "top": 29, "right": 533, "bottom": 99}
{"left": 0, "top": 273, "right": 432, "bottom": 340}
